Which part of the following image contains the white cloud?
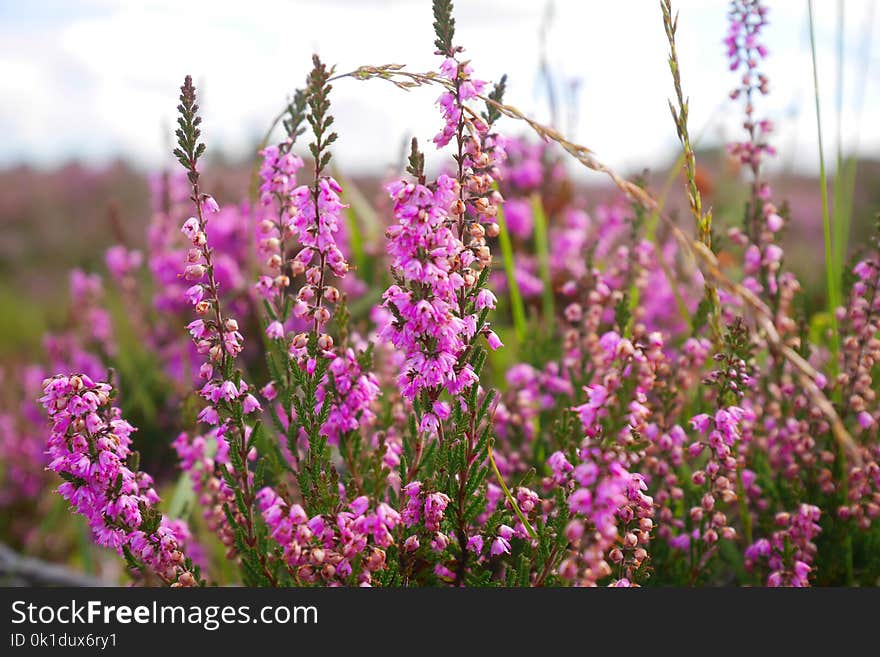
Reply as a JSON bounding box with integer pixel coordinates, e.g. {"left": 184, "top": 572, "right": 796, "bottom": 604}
{"left": 1, "top": 0, "right": 878, "bottom": 178}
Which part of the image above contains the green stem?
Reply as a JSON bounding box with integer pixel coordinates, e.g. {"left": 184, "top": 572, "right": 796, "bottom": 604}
{"left": 808, "top": 0, "right": 841, "bottom": 375}
{"left": 487, "top": 441, "right": 537, "bottom": 539}
{"left": 831, "top": 0, "right": 846, "bottom": 288}
{"left": 530, "top": 193, "right": 555, "bottom": 335}
{"left": 495, "top": 200, "right": 528, "bottom": 344}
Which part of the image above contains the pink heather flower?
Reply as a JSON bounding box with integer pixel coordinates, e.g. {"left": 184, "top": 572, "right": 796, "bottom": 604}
{"left": 485, "top": 330, "right": 503, "bottom": 350}
{"left": 690, "top": 414, "right": 712, "bottom": 433}
{"left": 475, "top": 289, "right": 498, "bottom": 310}
{"left": 432, "top": 401, "right": 451, "bottom": 420}
{"left": 261, "top": 382, "right": 277, "bottom": 401}
{"left": 858, "top": 411, "right": 875, "bottom": 430}
{"left": 219, "top": 380, "right": 239, "bottom": 401}
{"left": 185, "top": 285, "right": 204, "bottom": 305}
{"left": 467, "top": 535, "right": 484, "bottom": 554}
{"left": 186, "top": 319, "right": 208, "bottom": 339}
{"left": 569, "top": 488, "right": 593, "bottom": 515}
{"left": 853, "top": 260, "right": 874, "bottom": 281}
{"left": 420, "top": 413, "right": 440, "bottom": 435}
{"left": 573, "top": 461, "right": 599, "bottom": 486}
{"left": 197, "top": 406, "right": 219, "bottom": 425}
{"left": 289, "top": 177, "right": 350, "bottom": 302}
{"left": 266, "top": 321, "right": 285, "bottom": 340}
{"left": 258, "top": 143, "right": 304, "bottom": 206}
{"left": 105, "top": 245, "right": 143, "bottom": 279}
{"left": 181, "top": 217, "right": 200, "bottom": 240}
{"left": 350, "top": 495, "right": 370, "bottom": 515}
{"left": 424, "top": 492, "right": 450, "bottom": 532}
{"left": 743, "top": 244, "right": 761, "bottom": 274}
{"left": 184, "top": 264, "right": 206, "bottom": 281}
{"left": 763, "top": 244, "right": 783, "bottom": 265}
{"left": 490, "top": 536, "right": 511, "bottom": 557}
{"left": 548, "top": 451, "right": 574, "bottom": 484}
{"left": 314, "top": 347, "right": 381, "bottom": 444}
{"left": 202, "top": 196, "right": 220, "bottom": 214}
{"left": 242, "top": 394, "right": 261, "bottom": 414}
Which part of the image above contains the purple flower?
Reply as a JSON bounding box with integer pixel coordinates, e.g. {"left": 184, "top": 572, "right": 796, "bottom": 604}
{"left": 242, "top": 394, "right": 262, "bottom": 414}
{"left": 485, "top": 330, "right": 503, "bottom": 351}
{"left": 490, "top": 536, "right": 511, "bottom": 557}
{"left": 466, "top": 535, "right": 484, "bottom": 554}
{"left": 266, "top": 321, "right": 285, "bottom": 340}
{"left": 40, "top": 375, "right": 197, "bottom": 586}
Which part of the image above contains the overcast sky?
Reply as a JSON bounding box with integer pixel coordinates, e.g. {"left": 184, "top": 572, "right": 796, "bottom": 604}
{"left": 1, "top": 0, "right": 878, "bottom": 177}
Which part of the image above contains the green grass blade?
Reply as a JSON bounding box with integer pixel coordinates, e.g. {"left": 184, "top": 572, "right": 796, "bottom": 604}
{"left": 530, "top": 193, "right": 555, "bottom": 335}
{"left": 808, "top": 0, "right": 841, "bottom": 373}
{"left": 495, "top": 200, "right": 527, "bottom": 344}
{"left": 831, "top": 0, "right": 846, "bottom": 300}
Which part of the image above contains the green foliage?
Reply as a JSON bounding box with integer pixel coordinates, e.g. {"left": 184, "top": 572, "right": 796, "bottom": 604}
{"left": 283, "top": 88, "right": 309, "bottom": 145}
{"left": 432, "top": 0, "right": 456, "bottom": 56}
{"left": 172, "top": 75, "right": 205, "bottom": 186}
{"left": 482, "top": 74, "right": 507, "bottom": 127}
{"left": 406, "top": 137, "right": 425, "bottom": 182}
{"left": 306, "top": 55, "right": 338, "bottom": 176}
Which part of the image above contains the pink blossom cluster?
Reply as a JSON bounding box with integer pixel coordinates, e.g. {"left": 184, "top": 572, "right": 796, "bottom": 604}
{"left": 173, "top": 429, "right": 238, "bottom": 557}
{"left": 745, "top": 504, "right": 821, "bottom": 586}
{"left": 315, "top": 347, "right": 381, "bottom": 443}
{"left": 380, "top": 175, "right": 478, "bottom": 416}
{"left": 725, "top": 0, "right": 774, "bottom": 169}
{"left": 685, "top": 407, "right": 749, "bottom": 546}
{"left": 552, "top": 450, "right": 652, "bottom": 587}
{"left": 40, "top": 374, "right": 197, "bottom": 586}
{"left": 255, "top": 141, "right": 306, "bottom": 304}
{"left": 179, "top": 198, "right": 262, "bottom": 428}
{"left": 286, "top": 178, "right": 349, "bottom": 334}
{"left": 379, "top": 51, "right": 505, "bottom": 435}
{"left": 434, "top": 58, "right": 486, "bottom": 148}
{"left": 257, "top": 487, "right": 398, "bottom": 585}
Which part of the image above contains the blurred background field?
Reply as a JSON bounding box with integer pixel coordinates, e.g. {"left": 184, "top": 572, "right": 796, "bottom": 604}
{"left": 4, "top": 151, "right": 880, "bottom": 361}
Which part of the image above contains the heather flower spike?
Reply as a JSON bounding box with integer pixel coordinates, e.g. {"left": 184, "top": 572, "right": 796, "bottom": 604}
{"left": 41, "top": 375, "right": 201, "bottom": 586}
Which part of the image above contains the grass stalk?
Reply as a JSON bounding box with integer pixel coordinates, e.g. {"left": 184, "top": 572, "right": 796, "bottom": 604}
{"left": 495, "top": 200, "right": 528, "bottom": 344}
{"left": 809, "top": 0, "right": 852, "bottom": 585}
{"left": 661, "top": 0, "right": 721, "bottom": 344}
{"left": 530, "top": 193, "right": 556, "bottom": 335}
{"left": 808, "top": 0, "right": 841, "bottom": 375}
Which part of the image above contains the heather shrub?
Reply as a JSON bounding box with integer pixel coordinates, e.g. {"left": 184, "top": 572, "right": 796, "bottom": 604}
{"left": 4, "top": 0, "right": 880, "bottom": 587}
